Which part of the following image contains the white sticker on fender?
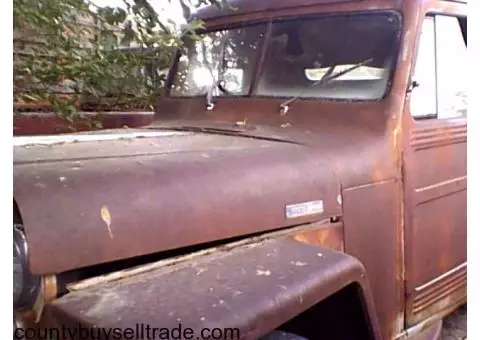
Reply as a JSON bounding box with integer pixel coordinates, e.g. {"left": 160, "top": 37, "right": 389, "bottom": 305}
{"left": 285, "top": 200, "right": 324, "bottom": 219}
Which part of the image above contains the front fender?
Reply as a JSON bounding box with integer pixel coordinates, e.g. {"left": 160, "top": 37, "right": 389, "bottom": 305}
{"left": 40, "top": 238, "right": 381, "bottom": 339}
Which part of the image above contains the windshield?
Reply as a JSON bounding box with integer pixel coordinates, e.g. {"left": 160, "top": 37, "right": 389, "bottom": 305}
{"left": 169, "top": 12, "right": 401, "bottom": 101}
{"left": 169, "top": 24, "right": 267, "bottom": 97}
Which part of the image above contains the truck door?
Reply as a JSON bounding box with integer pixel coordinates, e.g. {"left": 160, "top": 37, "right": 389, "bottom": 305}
{"left": 403, "top": 13, "right": 467, "bottom": 326}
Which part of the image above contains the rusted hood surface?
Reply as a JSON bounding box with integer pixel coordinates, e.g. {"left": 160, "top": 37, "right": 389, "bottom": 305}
{"left": 13, "top": 129, "right": 260, "bottom": 162}
{"left": 14, "top": 127, "right": 393, "bottom": 275}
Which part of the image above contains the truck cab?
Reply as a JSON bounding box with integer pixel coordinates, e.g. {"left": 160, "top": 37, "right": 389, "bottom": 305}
{"left": 13, "top": 0, "right": 467, "bottom": 339}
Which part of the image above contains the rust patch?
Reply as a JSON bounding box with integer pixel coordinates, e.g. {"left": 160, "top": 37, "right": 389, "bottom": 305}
{"left": 42, "top": 275, "right": 58, "bottom": 303}
{"left": 402, "top": 30, "right": 411, "bottom": 62}
{"left": 371, "top": 168, "right": 384, "bottom": 182}
{"left": 291, "top": 221, "right": 344, "bottom": 252}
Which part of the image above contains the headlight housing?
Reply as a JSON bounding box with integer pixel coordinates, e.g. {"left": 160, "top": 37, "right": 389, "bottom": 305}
{"left": 13, "top": 224, "right": 41, "bottom": 311}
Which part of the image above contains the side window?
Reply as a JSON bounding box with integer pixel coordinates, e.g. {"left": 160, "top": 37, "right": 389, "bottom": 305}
{"left": 410, "top": 17, "right": 436, "bottom": 118}
{"left": 409, "top": 15, "right": 467, "bottom": 119}
{"left": 436, "top": 16, "right": 467, "bottom": 119}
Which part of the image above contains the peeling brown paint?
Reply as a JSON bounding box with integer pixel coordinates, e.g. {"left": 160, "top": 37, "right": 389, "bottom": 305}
{"left": 14, "top": 0, "right": 467, "bottom": 339}
{"left": 100, "top": 206, "right": 113, "bottom": 239}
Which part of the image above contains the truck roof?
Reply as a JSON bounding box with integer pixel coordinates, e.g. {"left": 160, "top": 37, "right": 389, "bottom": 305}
{"left": 194, "top": 0, "right": 466, "bottom": 22}
{"left": 195, "top": 0, "right": 369, "bottom": 21}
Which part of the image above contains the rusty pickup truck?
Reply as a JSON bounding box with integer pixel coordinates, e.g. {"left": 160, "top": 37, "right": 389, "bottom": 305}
{"left": 13, "top": 0, "right": 467, "bottom": 339}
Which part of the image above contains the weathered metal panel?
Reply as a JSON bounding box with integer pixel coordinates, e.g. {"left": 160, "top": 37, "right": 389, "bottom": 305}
{"left": 401, "top": 0, "right": 468, "bottom": 327}
{"left": 291, "top": 221, "right": 344, "bottom": 252}
{"left": 15, "top": 133, "right": 347, "bottom": 274}
{"left": 403, "top": 121, "right": 467, "bottom": 326}
{"left": 195, "top": 0, "right": 396, "bottom": 25}
{"left": 342, "top": 180, "right": 404, "bottom": 340}
{"left": 408, "top": 263, "right": 466, "bottom": 325}
{"left": 410, "top": 190, "right": 466, "bottom": 287}
{"left": 42, "top": 239, "right": 381, "bottom": 339}
{"left": 197, "top": 0, "right": 362, "bottom": 17}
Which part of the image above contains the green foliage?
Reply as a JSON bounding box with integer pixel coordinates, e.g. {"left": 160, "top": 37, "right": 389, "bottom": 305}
{"left": 13, "top": 0, "right": 229, "bottom": 118}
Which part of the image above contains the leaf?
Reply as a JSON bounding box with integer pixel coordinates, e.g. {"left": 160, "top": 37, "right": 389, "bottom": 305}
{"left": 179, "top": 0, "right": 191, "bottom": 20}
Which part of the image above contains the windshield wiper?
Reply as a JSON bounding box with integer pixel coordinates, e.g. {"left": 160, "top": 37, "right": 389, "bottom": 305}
{"left": 279, "top": 58, "right": 373, "bottom": 115}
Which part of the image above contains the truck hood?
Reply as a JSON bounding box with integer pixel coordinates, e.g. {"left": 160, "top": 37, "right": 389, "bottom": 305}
{"left": 14, "top": 128, "right": 382, "bottom": 274}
